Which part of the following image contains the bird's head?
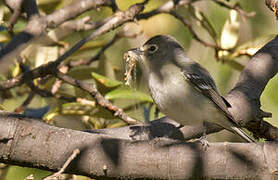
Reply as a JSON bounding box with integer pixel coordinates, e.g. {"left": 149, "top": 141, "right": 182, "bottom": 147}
{"left": 124, "top": 35, "right": 185, "bottom": 74}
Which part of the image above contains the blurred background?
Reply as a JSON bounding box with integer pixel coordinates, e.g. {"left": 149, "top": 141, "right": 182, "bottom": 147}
{"left": 0, "top": 0, "right": 277, "bottom": 179}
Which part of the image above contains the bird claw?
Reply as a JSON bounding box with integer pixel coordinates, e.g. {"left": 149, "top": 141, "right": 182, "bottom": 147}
{"left": 195, "top": 136, "right": 210, "bottom": 151}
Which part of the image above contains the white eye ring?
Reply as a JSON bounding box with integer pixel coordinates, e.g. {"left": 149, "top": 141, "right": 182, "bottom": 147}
{"left": 148, "top": 44, "right": 158, "bottom": 53}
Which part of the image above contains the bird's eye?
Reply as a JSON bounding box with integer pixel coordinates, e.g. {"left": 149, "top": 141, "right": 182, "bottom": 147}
{"left": 148, "top": 44, "right": 158, "bottom": 54}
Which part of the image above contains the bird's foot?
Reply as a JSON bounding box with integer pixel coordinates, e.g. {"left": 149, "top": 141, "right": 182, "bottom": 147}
{"left": 195, "top": 136, "right": 210, "bottom": 151}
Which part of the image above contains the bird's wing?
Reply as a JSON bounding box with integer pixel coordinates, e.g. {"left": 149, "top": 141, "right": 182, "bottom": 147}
{"left": 181, "top": 67, "right": 254, "bottom": 143}
{"left": 174, "top": 54, "right": 254, "bottom": 142}
{"left": 180, "top": 64, "right": 236, "bottom": 126}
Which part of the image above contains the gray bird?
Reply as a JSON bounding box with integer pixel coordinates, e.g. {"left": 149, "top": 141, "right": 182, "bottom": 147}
{"left": 125, "top": 35, "right": 254, "bottom": 143}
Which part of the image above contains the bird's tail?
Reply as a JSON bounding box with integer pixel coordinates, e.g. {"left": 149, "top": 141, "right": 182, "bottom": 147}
{"left": 231, "top": 126, "right": 255, "bottom": 143}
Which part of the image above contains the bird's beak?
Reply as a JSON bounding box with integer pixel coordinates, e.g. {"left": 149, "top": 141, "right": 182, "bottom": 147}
{"left": 124, "top": 48, "right": 143, "bottom": 62}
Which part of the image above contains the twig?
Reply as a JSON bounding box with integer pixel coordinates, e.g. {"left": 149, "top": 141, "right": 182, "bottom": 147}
{"left": 137, "top": 0, "right": 196, "bottom": 19}
{"left": 52, "top": 1, "right": 146, "bottom": 67}
{"left": 18, "top": 59, "right": 75, "bottom": 103}
{"left": 168, "top": 11, "right": 221, "bottom": 49}
{"left": 6, "top": 0, "right": 24, "bottom": 34}
{"left": 55, "top": 71, "right": 139, "bottom": 125}
{"left": 43, "top": 149, "right": 80, "bottom": 180}
{"left": 68, "top": 29, "right": 142, "bottom": 68}
{"left": 15, "top": 92, "right": 35, "bottom": 113}
{"left": 68, "top": 34, "right": 120, "bottom": 68}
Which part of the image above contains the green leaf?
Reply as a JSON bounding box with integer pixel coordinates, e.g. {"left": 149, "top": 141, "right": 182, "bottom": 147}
{"left": 91, "top": 72, "right": 123, "bottom": 88}
{"left": 189, "top": 5, "right": 217, "bottom": 40}
{"left": 105, "top": 87, "right": 153, "bottom": 102}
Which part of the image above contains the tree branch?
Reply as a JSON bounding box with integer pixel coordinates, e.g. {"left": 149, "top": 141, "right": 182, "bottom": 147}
{"left": 0, "top": 111, "right": 276, "bottom": 179}
{"left": 43, "top": 149, "right": 80, "bottom": 180}
{"left": 225, "top": 35, "right": 278, "bottom": 140}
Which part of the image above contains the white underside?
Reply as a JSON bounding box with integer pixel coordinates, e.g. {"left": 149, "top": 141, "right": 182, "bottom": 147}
{"left": 148, "top": 64, "right": 226, "bottom": 126}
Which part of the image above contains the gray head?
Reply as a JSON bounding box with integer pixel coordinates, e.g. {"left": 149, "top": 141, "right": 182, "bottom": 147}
{"left": 125, "top": 35, "right": 185, "bottom": 73}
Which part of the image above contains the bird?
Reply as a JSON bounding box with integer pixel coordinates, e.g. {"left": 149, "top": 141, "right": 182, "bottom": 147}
{"left": 125, "top": 35, "right": 254, "bottom": 143}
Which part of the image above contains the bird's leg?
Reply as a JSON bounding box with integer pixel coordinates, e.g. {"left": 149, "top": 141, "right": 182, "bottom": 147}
{"left": 195, "top": 121, "right": 210, "bottom": 150}
{"left": 202, "top": 121, "right": 207, "bottom": 138}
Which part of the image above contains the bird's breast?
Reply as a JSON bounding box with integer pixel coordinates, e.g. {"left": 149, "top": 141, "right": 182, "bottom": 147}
{"left": 148, "top": 67, "right": 223, "bottom": 125}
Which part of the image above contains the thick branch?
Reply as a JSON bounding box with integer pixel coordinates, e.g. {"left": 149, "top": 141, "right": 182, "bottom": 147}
{"left": 226, "top": 35, "right": 278, "bottom": 140}
{"left": 45, "top": 0, "right": 114, "bottom": 28}
{"left": 0, "top": 111, "right": 277, "bottom": 179}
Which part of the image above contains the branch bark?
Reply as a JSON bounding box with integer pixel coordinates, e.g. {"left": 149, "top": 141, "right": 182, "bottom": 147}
{"left": 0, "top": 111, "right": 277, "bottom": 179}
{"left": 226, "top": 35, "right": 278, "bottom": 140}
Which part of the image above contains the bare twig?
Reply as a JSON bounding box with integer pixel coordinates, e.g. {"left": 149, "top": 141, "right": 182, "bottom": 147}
{"left": 31, "top": 85, "right": 76, "bottom": 102}
{"left": 68, "top": 29, "right": 142, "bottom": 68}
{"left": 68, "top": 34, "right": 121, "bottom": 68}
{"left": 168, "top": 11, "right": 221, "bottom": 49}
{"left": 55, "top": 71, "right": 139, "bottom": 125}
{"left": 6, "top": 0, "right": 24, "bottom": 34}
{"left": 18, "top": 59, "right": 75, "bottom": 103}
{"left": 15, "top": 92, "right": 35, "bottom": 113}
{"left": 43, "top": 149, "right": 80, "bottom": 180}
